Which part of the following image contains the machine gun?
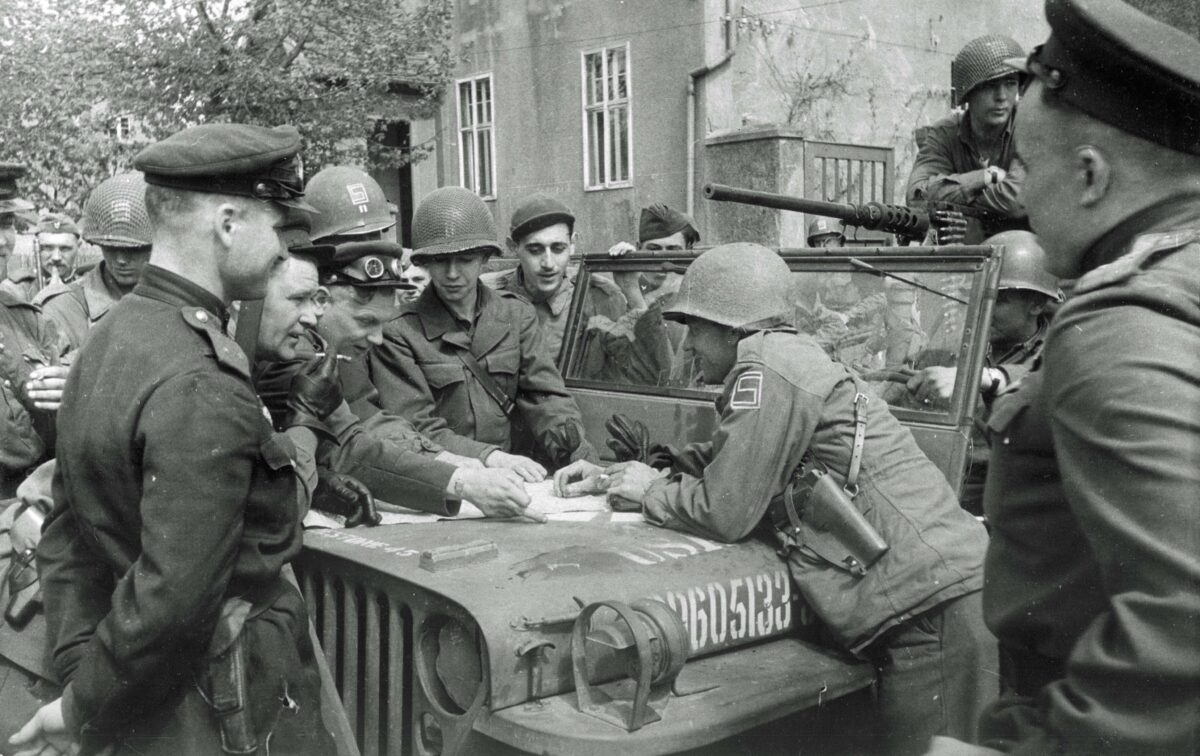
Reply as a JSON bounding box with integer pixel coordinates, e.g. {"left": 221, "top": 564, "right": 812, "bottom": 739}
{"left": 703, "top": 183, "right": 1015, "bottom": 244}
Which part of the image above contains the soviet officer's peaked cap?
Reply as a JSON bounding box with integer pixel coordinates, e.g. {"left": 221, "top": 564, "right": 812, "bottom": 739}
{"left": 133, "top": 123, "right": 315, "bottom": 210}
{"left": 1010, "top": 0, "right": 1200, "bottom": 155}
{"left": 321, "top": 238, "right": 408, "bottom": 289}
{"left": 509, "top": 194, "right": 575, "bottom": 242}
{"left": 0, "top": 163, "right": 35, "bottom": 215}
{"left": 278, "top": 208, "right": 335, "bottom": 267}
{"left": 37, "top": 213, "right": 80, "bottom": 237}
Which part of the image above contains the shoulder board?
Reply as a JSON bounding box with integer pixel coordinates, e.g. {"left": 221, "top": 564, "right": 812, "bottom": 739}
{"left": 1075, "top": 228, "right": 1200, "bottom": 295}
{"left": 180, "top": 306, "right": 250, "bottom": 379}
{"left": 32, "top": 281, "right": 72, "bottom": 307}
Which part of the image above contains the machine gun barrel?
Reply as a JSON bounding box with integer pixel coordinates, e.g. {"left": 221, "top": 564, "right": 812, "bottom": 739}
{"left": 703, "top": 183, "right": 930, "bottom": 240}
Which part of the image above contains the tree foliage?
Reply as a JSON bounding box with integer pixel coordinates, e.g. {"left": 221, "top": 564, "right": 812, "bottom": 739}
{"left": 0, "top": 0, "right": 455, "bottom": 213}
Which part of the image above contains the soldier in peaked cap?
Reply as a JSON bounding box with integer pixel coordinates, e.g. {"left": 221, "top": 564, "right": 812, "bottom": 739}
{"left": 368, "top": 186, "right": 598, "bottom": 479}
{"left": 15, "top": 124, "right": 337, "bottom": 755}
{"left": 928, "top": 1, "right": 1200, "bottom": 754}
{"left": 31, "top": 214, "right": 81, "bottom": 292}
{"left": 37, "top": 174, "right": 153, "bottom": 352}
{"left": 253, "top": 226, "right": 540, "bottom": 523}
{"left": 906, "top": 34, "right": 1030, "bottom": 241}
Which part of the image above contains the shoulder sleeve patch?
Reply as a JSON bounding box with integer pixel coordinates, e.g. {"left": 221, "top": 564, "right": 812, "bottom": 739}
{"left": 180, "top": 307, "right": 250, "bottom": 379}
{"left": 729, "top": 370, "right": 763, "bottom": 410}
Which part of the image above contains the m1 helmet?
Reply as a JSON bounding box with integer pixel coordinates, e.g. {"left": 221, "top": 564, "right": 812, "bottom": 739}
{"left": 81, "top": 173, "right": 152, "bottom": 248}
{"left": 951, "top": 35, "right": 1025, "bottom": 107}
{"left": 989, "top": 230, "right": 1063, "bottom": 301}
{"left": 806, "top": 217, "right": 845, "bottom": 245}
{"left": 410, "top": 187, "right": 501, "bottom": 262}
{"left": 663, "top": 243, "right": 792, "bottom": 329}
{"left": 305, "top": 166, "right": 394, "bottom": 241}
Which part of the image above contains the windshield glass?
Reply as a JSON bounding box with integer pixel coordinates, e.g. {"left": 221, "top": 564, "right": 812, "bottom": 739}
{"left": 562, "top": 253, "right": 986, "bottom": 425}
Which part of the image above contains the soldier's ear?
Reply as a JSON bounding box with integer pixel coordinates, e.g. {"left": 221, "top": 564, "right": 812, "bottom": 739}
{"left": 1075, "top": 145, "right": 1111, "bottom": 208}
{"left": 214, "top": 203, "right": 240, "bottom": 247}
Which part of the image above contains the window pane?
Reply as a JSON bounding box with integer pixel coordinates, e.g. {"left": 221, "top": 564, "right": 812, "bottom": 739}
{"left": 476, "top": 78, "right": 491, "bottom": 125}
{"left": 610, "top": 105, "right": 629, "bottom": 182}
{"left": 588, "top": 110, "right": 605, "bottom": 186}
{"left": 609, "top": 48, "right": 627, "bottom": 101}
{"left": 477, "top": 128, "right": 493, "bottom": 196}
{"left": 459, "top": 82, "right": 473, "bottom": 126}
{"left": 587, "top": 53, "right": 604, "bottom": 106}
{"left": 460, "top": 129, "right": 476, "bottom": 192}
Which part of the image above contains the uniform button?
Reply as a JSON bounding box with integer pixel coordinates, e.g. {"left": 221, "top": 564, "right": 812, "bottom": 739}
{"left": 196, "top": 311, "right": 209, "bottom": 322}
{"left": 3, "top": 379, "right": 9, "bottom": 387}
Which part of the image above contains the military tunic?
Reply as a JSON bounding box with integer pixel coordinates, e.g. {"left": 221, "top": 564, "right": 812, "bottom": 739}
{"left": 642, "top": 329, "right": 994, "bottom": 752}
{"left": 37, "top": 266, "right": 332, "bottom": 753}
{"left": 482, "top": 264, "right": 627, "bottom": 365}
{"left": 369, "top": 282, "right": 595, "bottom": 465}
{"left": 36, "top": 261, "right": 122, "bottom": 352}
{"left": 980, "top": 201, "right": 1200, "bottom": 754}
{"left": 906, "top": 113, "right": 1026, "bottom": 221}
{"left": 0, "top": 290, "right": 61, "bottom": 496}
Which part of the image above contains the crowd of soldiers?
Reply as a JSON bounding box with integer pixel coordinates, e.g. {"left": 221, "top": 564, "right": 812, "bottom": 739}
{"left": 0, "top": 0, "right": 1196, "bottom": 753}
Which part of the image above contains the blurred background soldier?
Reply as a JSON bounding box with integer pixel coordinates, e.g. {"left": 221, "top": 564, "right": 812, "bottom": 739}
{"left": 0, "top": 164, "right": 36, "bottom": 286}
{"left": 38, "top": 173, "right": 152, "bottom": 352}
{"left": 369, "top": 187, "right": 597, "bottom": 478}
{"left": 906, "top": 230, "right": 1060, "bottom": 514}
{"left": 398, "top": 247, "right": 428, "bottom": 305}
{"left": 807, "top": 217, "right": 846, "bottom": 248}
{"left": 559, "top": 244, "right": 994, "bottom": 756}
{"left": 958, "top": 1, "right": 1200, "bottom": 753}
{"left": 907, "top": 34, "right": 1029, "bottom": 242}
{"left": 17, "top": 124, "right": 336, "bottom": 755}
{"left": 30, "top": 214, "right": 80, "bottom": 295}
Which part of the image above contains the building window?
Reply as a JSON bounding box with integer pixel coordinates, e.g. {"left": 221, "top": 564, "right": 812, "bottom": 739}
{"left": 114, "top": 114, "right": 133, "bottom": 143}
{"left": 581, "top": 43, "right": 632, "bottom": 190}
{"left": 456, "top": 73, "right": 495, "bottom": 198}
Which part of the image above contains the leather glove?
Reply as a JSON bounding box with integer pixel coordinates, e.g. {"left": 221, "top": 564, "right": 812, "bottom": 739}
{"left": 646, "top": 443, "right": 676, "bottom": 471}
{"left": 313, "top": 471, "right": 381, "bottom": 528}
{"left": 253, "top": 359, "right": 300, "bottom": 429}
{"left": 284, "top": 350, "right": 343, "bottom": 436}
{"left": 605, "top": 413, "right": 650, "bottom": 463}
{"left": 538, "top": 423, "right": 582, "bottom": 469}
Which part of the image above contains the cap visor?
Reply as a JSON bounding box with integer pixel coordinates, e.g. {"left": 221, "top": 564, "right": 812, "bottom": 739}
{"left": 335, "top": 239, "right": 405, "bottom": 259}
{"left": 288, "top": 243, "right": 337, "bottom": 267}
{"left": 1002, "top": 56, "right": 1029, "bottom": 73}
{"left": 276, "top": 196, "right": 319, "bottom": 213}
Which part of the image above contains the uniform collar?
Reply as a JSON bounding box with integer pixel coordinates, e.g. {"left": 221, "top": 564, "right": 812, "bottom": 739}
{"left": 133, "top": 265, "right": 229, "bottom": 325}
{"left": 956, "top": 109, "right": 1015, "bottom": 154}
{"left": 81, "top": 263, "right": 123, "bottom": 322}
{"left": 413, "top": 282, "right": 508, "bottom": 353}
{"left": 1080, "top": 195, "right": 1200, "bottom": 274}
{"left": 993, "top": 315, "right": 1049, "bottom": 366}
{"left": 511, "top": 266, "right": 574, "bottom": 315}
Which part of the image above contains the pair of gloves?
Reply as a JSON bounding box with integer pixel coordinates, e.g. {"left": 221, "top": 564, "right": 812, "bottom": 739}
{"left": 255, "top": 342, "right": 380, "bottom": 528}
{"left": 604, "top": 414, "right": 676, "bottom": 470}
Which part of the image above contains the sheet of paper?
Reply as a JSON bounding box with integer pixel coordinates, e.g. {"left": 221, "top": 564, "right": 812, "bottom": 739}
{"left": 368, "top": 479, "right": 612, "bottom": 526}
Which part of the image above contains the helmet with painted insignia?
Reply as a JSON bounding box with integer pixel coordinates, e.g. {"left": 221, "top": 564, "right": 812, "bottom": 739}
{"left": 663, "top": 243, "right": 792, "bottom": 329}
{"left": 305, "top": 166, "right": 394, "bottom": 241}
{"left": 990, "top": 230, "right": 1063, "bottom": 301}
{"left": 81, "top": 173, "right": 152, "bottom": 248}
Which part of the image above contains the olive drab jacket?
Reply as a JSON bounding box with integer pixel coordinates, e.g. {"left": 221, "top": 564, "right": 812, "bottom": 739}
{"left": 980, "top": 201, "right": 1200, "bottom": 755}
{"left": 0, "top": 290, "right": 62, "bottom": 496}
{"left": 36, "top": 262, "right": 123, "bottom": 352}
{"left": 906, "top": 112, "right": 1026, "bottom": 221}
{"left": 37, "top": 266, "right": 332, "bottom": 753}
{"left": 643, "top": 329, "right": 987, "bottom": 653}
{"left": 368, "top": 282, "right": 596, "bottom": 466}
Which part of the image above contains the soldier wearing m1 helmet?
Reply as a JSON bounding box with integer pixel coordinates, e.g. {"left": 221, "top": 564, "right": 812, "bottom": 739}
{"left": 807, "top": 217, "right": 846, "bottom": 247}
{"left": 905, "top": 230, "right": 1061, "bottom": 514}
{"left": 369, "top": 186, "right": 598, "bottom": 477}
{"left": 37, "top": 173, "right": 152, "bottom": 352}
{"left": 556, "top": 243, "right": 994, "bottom": 756}
{"left": 906, "top": 34, "right": 1029, "bottom": 237}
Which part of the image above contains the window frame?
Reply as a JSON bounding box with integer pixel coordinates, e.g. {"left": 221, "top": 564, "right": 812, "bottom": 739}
{"left": 455, "top": 72, "right": 497, "bottom": 200}
{"left": 580, "top": 42, "right": 633, "bottom": 191}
